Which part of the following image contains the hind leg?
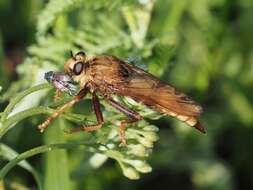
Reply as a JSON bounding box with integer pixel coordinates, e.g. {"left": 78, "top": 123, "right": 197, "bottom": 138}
{"left": 106, "top": 98, "right": 143, "bottom": 145}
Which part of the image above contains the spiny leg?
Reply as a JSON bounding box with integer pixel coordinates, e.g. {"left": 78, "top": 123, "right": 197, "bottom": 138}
{"left": 68, "top": 92, "right": 104, "bottom": 133}
{"left": 38, "top": 87, "right": 88, "bottom": 132}
{"left": 106, "top": 98, "right": 143, "bottom": 145}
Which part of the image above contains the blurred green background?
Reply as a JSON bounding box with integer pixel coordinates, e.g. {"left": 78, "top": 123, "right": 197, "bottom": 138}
{"left": 0, "top": 0, "right": 253, "bottom": 189}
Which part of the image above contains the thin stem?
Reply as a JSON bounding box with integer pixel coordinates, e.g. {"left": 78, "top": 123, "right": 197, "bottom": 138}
{"left": 1, "top": 83, "right": 52, "bottom": 122}
{"left": 0, "top": 142, "right": 101, "bottom": 180}
{"left": 0, "top": 106, "right": 90, "bottom": 139}
{"left": 0, "top": 143, "right": 43, "bottom": 190}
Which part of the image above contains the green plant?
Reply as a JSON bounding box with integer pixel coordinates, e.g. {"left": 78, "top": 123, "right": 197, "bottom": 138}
{"left": 2, "top": 0, "right": 253, "bottom": 189}
{"left": 0, "top": 0, "right": 162, "bottom": 189}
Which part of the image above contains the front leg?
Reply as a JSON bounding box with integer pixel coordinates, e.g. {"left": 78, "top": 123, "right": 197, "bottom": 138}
{"left": 38, "top": 87, "right": 88, "bottom": 132}
{"left": 106, "top": 98, "right": 143, "bottom": 145}
{"left": 68, "top": 92, "right": 104, "bottom": 133}
{"left": 54, "top": 89, "right": 62, "bottom": 102}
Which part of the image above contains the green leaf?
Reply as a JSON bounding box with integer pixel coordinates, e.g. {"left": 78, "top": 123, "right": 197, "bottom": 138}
{"left": 122, "top": 0, "right": 155, "bottom": 48}
{"left": 0, "top": 143, "right": 43, "bottom": 190}
{"left": 37, "top": 0, "right": 84, "bottom": 37}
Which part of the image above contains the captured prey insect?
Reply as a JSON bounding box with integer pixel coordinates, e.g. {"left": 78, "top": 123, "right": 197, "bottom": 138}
{"left": 44, "top": 71, "right": 78, "bottom": 96}
{"left": 39, "top": 51, "right": 205, "bottom": 145}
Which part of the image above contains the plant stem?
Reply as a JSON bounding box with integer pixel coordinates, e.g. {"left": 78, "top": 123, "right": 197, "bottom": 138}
{"left": 1, "top": 83, "right": 52, "bottom": 122}
{"left": 0, "top": 142, "right": 100, "bottom": 180}
{"left": 0, "top": 106, "right": 90, "bottom": 139}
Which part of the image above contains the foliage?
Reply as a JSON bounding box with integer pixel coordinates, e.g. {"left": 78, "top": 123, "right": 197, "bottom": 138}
{"left": 0, "top": 0, "right": 253, "bottom": 190}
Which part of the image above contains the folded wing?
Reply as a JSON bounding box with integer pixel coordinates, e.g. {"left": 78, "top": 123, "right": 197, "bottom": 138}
{"left": 90, "top": 56, "right": 205, "bottom": 133}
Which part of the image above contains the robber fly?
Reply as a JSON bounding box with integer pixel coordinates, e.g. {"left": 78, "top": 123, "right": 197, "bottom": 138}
{"left": 39, "top": 51, "right": 204, "bottom": 145}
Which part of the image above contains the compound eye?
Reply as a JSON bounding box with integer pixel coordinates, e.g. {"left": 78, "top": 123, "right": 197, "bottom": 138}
{"left": 73, "top": 62, "right": 84, "bottom": 75}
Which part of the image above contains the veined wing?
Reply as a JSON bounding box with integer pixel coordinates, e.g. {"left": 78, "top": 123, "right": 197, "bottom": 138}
{"left": 90, "top": 56, "right": 204, "bottom": 132}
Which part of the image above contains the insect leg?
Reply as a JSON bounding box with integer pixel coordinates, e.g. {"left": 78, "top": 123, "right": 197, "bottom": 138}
{"left": 54, "top": 89, "right": 62, "bottom": 102}
{"left": 119, "top": 118, "right": 140, "bottom": 146}
{"left": 92, "top": 92, "right": 104, "bottom": 124}
{"left": 107, "top": 98, "right": 143, "bottom": 120}
{"left": 67, "top": 92, "right": 104, "bottom": 133}
{"left": 106, "top": 98, "right": 143, "bottom": 145}
{"left": 38, "top": 87, "right": 88, "bottom": 132}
